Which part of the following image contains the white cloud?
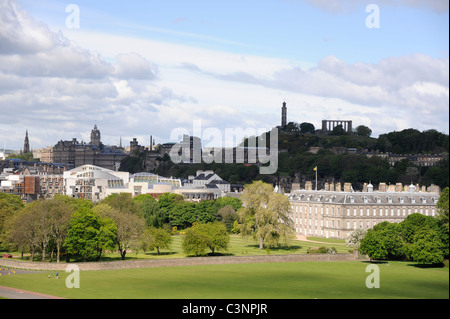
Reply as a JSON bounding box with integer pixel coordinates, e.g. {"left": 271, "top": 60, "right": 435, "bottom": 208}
{"left": 0, "top": 0, "right": 448, "bottom": 151}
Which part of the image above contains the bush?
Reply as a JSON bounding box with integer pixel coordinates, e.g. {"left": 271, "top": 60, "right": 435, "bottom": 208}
{"left": 182, "top": 222, "right": 230, "bottom": 256}
{"left": 307, "top": 246, "right": 337, "bottom": 254}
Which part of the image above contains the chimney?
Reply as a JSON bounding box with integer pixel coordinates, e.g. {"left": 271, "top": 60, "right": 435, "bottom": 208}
{"left": 344, "top": 183, "right": 352, "bottom": 192}
{"left": 305, "top": 181, "right": 313, "bottom": 191}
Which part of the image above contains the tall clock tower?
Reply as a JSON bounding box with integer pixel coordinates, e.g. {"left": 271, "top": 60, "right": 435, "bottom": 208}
{"left": 90, "top": 124, "right": 101, "bottom": 147}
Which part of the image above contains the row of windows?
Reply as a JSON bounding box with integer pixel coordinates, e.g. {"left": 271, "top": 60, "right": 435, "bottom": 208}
{"left": 295, "top": 218, "right": 396, "bottom": 230}
{"left": 289, "top": 195, "right": 438, "bottom": 205}
{"left": 291, "top": 204, "right": 435, "bottom": 218}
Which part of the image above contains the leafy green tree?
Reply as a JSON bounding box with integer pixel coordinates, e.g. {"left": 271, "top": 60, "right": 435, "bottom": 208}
{"left": 0, "top": 193, "right": 24, "bottom": 248}
{"left": 141, "top": 226, "right": 173, "bottom": 255}
{"left": 182, "top": 222, "right": 229, "bottom": 256}
{"left": 218, "top": 205, "right": 239, "bottom": 232}
{"left": 356, "top": 125, "right": 372, "bottom": 137}
{"left": 436, "top": 187, "right": 449, "bottom": 233}
{"left": 195, "top": 200, "right": 219, "bottom": 224}
{"left": 410, "top": 228, "right": 445, "bottom": 265}
{"left": 182, "top": 225, "right": 210, "bottom": 256}
{"left": 239, "top": 181, "right": 295, "bottom": 249}
{"left": 4, "top": 206, "right": 41, "bottom": 261}
{"left": 231, "top": 220, "right": 240, "bottom": 234}
{"left": 102, "top": 193, "right": 139, "bottom": 215}
{"left": 299, "top": 122, "right": 315, "bottom": 134}
{"left": 169, "top": 201, "right": 197, "bottom": 229}
{"left": 64, "top": 206, "right": 117, "bottom": 261}
{"left": 94, "top": 203, "right": 146, "bottom": 260}
{"left": 359, "top": 228, "right": 388, "bottom": 261}
{"left": 359, "top": 222, "right": 404, "bottom": 260}
{"left": 134, "top": 194, "right": 166, "bottom": 227}
{"left": 214, "top": 196, "right": 242, "bottom": 211}
{"left": 196, "top": 222, "right": 230, "bottom": 254}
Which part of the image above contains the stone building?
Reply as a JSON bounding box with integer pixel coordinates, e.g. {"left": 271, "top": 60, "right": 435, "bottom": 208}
{"left": 52, "top": 125, "right": 126, "bottom": 170}
{"left": 288, "top": 182, "right": 441, "bottom": 239}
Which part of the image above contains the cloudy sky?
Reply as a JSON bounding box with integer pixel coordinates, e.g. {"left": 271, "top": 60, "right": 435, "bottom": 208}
{"left": 0, "top": 0, "right": 448, "bottom": 151}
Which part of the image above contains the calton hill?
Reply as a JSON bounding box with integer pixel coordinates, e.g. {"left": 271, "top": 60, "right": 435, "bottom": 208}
{"left": 124, "top": 124, "right": 449, "bottom": 192}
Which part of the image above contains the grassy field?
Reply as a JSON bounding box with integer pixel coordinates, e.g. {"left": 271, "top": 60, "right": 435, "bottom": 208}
{"left": 0, "top": 261, "right": 448, "bottom": 299}
{"left": 2, "top": 235, "right": 352, "bottom": 262}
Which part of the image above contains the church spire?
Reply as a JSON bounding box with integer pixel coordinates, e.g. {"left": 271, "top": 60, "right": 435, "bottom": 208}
{"left": 23, "top": 130, "right": 30, "bottom": 154}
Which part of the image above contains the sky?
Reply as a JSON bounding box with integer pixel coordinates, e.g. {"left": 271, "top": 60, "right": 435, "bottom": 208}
{"left": 0, "top": 0, "right": 448, "bottom": 151}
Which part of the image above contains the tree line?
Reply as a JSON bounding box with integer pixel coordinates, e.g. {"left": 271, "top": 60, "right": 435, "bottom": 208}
{"left": 0, "top": 192, "right": 243, "bottom": 262}
{"left": 0, "top": 181, "right": 296, "bottom": 261}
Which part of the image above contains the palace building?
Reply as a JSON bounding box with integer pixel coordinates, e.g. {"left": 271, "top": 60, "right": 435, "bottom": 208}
{"left": 288, "top": 182, "right": 440, "bottom": 239}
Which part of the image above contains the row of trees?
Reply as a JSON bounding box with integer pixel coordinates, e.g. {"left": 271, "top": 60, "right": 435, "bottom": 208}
{"left": 0, "top": 181, "right": 296, "bottom": 261}
{"left": 0, "top": 192, "right": 243, "bottom": 262}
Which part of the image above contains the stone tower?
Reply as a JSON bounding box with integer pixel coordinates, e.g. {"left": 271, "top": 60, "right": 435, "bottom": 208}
{"left": 90, "top": 124, "right": 101, "bottom": 147}
{"left": 281, "top": 101, "right": 287, "bottom": 127}
{"left": 23, "top": 130, "right": 30, "bottom": 154}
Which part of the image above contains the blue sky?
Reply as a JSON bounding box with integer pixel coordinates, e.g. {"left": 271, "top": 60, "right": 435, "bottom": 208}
{"left": 1, "top": 0, "right": 449, "bottom": 150}
{"left": 18, "top": 0, "right": 448, "bottom": 62}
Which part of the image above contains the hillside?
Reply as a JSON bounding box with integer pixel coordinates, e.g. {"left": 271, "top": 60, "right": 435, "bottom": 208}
{"left": 141, "top": 128, "right": 449, "bottom": 190}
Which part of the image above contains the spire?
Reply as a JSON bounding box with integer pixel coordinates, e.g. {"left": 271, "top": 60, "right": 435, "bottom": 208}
{"left": 23, "top": 129, "right": 30, "bottom": 154}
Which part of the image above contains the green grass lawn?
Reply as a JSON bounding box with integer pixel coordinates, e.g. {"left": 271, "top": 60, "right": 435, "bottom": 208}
{"left": 2, "top": 235, "right": 353, "bottom": 262}
{"left": 0, "top": 261, "right": 448, "bottom": 299}
{"left": 100, "top": 235, "right": 352, "bottom": 261}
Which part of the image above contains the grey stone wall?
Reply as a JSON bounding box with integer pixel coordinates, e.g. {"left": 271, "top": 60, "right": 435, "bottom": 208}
{"left": 0, "top": 253, "right": 360, "bottom": 271}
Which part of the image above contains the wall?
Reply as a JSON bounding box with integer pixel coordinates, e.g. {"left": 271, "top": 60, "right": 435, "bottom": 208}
{"left": 0, "top": 253, "right": 360, "bottom": 271}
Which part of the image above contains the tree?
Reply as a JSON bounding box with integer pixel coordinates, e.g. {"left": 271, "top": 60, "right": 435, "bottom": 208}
{"left": 182, "top": 225, "right": 210, "bottom": 256}
{"left": 102, "top": 193, "right": 139, "bottom": 216}
{"left": 238, "top": 181, "right": 295, "bottom": 249}
{"left": 345, "top": 229, "right": 367, "bottom": 249}
{"left": 436, "top": 187, "right": 449, "bottom": 233}
{"left": 48, "top": 197, "right": 73, "bottom": 263}
{"left": 359, "top": 222, "right": 404, "bottom": 261}
{"left": 64, "top": 206, "right": 117, "bottom": 261}
{"left": 299, "top": 122, "right": 315, "bottom": 134}
{"left": 134, "top": 194, "right": 166, "bottom": 228}
{"left": 169, "top": 201, "right": 197, "bottom": 229}
{"left": 410, "top": 228, "right": 445, "bottom": 265}
{"left": 0, "top": 193, "right": 24, "bottom": 248}
{"left": 197, "top": 222, "right": 230, "bottom": 254}
{"left": 356, "top": 125, "right": 372, "bottom": 137}
{"left": 94, "top": 203, "right": 146, "bottom": 260}
{"left": 141, "top": 226, "right": 172, "bottom": 255}
{"left": 359, "top": 228, "right": 387, "bottom": 261}
{"left": 5, "top": 208, "right": 41, "bottom": 261}
{"left": 218, "top": 205, "right": 239, "bottom": 232}
{"left": 182, "top": 222, "right": 230, "bottom": 256}
{"left": 330, "top": 125, "right": 346, "bottom": 136}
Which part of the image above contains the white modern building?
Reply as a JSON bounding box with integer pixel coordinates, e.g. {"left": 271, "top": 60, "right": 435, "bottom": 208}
{"left": 63, "top": 165, "right": 223, "bottom": 202}
{"left": 64, "top": 165, "right": 130, "bottom": 202}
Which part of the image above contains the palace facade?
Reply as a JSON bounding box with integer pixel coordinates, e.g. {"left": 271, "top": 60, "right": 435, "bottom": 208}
{"left": 288, "top": 182, "right": 440, "bottom": 239}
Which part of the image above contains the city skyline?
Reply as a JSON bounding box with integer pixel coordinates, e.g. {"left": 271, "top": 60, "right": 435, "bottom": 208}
{"left": 0, "top": 0, "right": 448, "bottom": 151}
